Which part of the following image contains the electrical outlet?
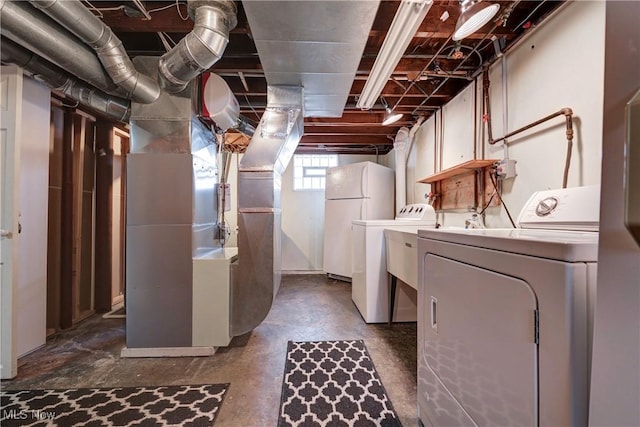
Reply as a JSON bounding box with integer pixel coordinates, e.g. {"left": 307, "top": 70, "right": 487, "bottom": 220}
{"left": 496, "top": 159, "right": 517, "bottom": 179}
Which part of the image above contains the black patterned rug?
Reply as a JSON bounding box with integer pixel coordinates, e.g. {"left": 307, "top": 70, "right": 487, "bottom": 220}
{"left": 0, "top": 383, "right": 229, "bottom": 426}
{"left": 278, "top": 340, "right": 402, "bottom": 426}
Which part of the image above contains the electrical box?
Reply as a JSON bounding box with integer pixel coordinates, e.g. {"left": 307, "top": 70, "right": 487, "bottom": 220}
{"left": 219, "top": 183, "right": 231, "bottom": 212}
{"left": 496, "top": 159, "right": 517, "bottom": 179}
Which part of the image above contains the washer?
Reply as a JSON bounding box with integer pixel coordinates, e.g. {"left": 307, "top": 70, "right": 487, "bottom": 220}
{"left": 352, "top": 203, "right": 436, "bottom": 323}
{"left": 417, "top": 185, "right": 599, "bottom": 427}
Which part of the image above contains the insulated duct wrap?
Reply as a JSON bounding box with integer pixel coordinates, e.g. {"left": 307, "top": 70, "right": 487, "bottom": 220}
{"left": 159, "top": 0, "right": 237, "bottom": 93}
{"left": 231, "top": 86, "right": 304, "bottom": 336}
{"left": 1, "top": 37, "right": 130, "bottom": 121}
{"left": 0, "top": 0, "right": 125, "bottom": 98}
{"left": 30, "top": 0, "right": 160, "bottom": 104}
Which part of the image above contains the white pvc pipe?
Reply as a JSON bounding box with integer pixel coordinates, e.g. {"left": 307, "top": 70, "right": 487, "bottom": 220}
{"left": 394, "top": 127, "right": 410, "bottom": 213}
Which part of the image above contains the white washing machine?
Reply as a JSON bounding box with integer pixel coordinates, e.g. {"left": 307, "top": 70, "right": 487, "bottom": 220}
{"left": 417, "top": 185, "right": 599, "bottom": 427}
{"left": 352, "top": 203, "right": 436, "bottom": 323}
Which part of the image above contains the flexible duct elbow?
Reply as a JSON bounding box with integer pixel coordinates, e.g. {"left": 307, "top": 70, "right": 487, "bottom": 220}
{"left": 91, "top": 31, "right": 160, "bottom": 104}
{"left": 30, "top": 0, "right": 160, "bottom": 104}
{"left": 159, "top": 0, "right": 237, "bottom": 93}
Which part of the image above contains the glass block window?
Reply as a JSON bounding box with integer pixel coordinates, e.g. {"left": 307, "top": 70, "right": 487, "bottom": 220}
{"left": 293, "top": 154, "right": 338, "bottom": 191}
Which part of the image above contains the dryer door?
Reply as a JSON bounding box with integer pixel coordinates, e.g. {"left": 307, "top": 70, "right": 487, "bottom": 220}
{"left": 420, "top": 254, "right": 538, "bottom": 427}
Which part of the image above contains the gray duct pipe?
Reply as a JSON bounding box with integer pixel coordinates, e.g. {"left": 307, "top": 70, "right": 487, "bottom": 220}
{"left": 0, "top": 0, "right": 127, "bottom": 98}
{"left": 159, "top": 0, "right": 237, "bottom": 93}
{"left": 1, "top": 37, "right": 130, "bottom": 122}
{"left": 231, "top": 86, "right": 304, "bottom": 336}
{"left": 30, "top": 0, "right": 160, "bottom": 104}
{"left": 237, "top": 115, "right": 257, "bottom": 137}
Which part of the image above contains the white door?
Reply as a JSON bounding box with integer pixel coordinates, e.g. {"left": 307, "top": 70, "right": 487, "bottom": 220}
{"left": 421, "top": 254, "right": 538, "bottom": 426}
{"left": 1, "top": 65, "right": 23, "bottom": 379}
{"left": 16, "top": 77, "right": 50, "bottom": 356}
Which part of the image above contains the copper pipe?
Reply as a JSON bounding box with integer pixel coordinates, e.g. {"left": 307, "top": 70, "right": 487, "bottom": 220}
{"left": 483, "top": 69, "right": 494, "bottom": 144}
{"left": 489, "top": 108, "right": 573, "bottom": 145}
{"left": 490, "top": 107, "right": 575, "bottom": 188}
{"left": 473, "top": 78, "right": 478, "bottom": 160}
{"left": 563, "top": 113, "right": 574, "bottom": 189}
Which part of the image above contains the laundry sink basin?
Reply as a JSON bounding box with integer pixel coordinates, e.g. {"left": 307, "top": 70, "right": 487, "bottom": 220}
{"left": 384, "top": 228, "right": 419, "bottom": 289}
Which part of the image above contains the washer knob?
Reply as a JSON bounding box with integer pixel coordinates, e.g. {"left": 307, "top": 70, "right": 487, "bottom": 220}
{"left": 536, "top": 197, "right": 558, "bottom": 216}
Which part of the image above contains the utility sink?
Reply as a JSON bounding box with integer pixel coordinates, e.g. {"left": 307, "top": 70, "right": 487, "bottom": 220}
{"left": 384, "top": 228, "right": 419, "bottom": 289}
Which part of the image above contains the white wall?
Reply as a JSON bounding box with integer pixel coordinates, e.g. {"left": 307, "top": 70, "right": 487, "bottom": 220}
{"left": 406, "top": 1, "right": 606, "bottom": 227}
{"left": 17, "top": 77, "right": 50, "bottom": 356}
{"left": 281, "top": 154, "right": 380, "bottom": 273}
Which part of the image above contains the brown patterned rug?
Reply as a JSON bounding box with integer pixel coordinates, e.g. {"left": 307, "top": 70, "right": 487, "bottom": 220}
{"left": 0, "top": 384, "right": 229, "bottom": 426}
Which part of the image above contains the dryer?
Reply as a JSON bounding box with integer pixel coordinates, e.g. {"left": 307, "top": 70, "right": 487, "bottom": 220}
{"left": 417, "top": 185, "right": 599, "bottom": 427}
{"left": 352, "top": 203, "right": 436, "bottom": 323}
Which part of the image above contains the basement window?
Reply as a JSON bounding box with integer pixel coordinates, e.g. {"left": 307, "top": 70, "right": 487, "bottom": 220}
{"left": 293, "top": 154, "right": 338, "bottom": 191}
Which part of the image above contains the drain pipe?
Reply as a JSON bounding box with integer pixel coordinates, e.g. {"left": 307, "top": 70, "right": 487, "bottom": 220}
{"left": 1, "top": 37, "right": 131, "bottom": 122}
{"left": 490, "top": 108, "right": 575, "bottom": 188}
{"left": 159, "top": 0, "right": 237, "bottom": 93}
{"left": 30, "top": 0, "right": 160, "bottom": 104}
{"left": 393, "top": 127, "right": 410, "bottom": 211}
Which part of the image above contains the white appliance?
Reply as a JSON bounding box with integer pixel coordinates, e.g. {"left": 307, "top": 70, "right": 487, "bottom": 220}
{"left": 352, "top": 203, "right": 436, "bottom": 323}
{"left": 417, "top": 185, "right": 599, "bottom": 427}
{"left": 324, "top": 161, "right": 394, "bottom": 281}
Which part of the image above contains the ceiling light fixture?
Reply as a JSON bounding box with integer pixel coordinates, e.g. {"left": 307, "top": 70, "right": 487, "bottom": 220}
{"left": 381, "top": 97, "right": 403, "bottom": 126}
{"left": 453, "top": 0, "right": 500, "bottom": 41}
{"left": 356, "top": 0, "right": 433, "bottom": 110}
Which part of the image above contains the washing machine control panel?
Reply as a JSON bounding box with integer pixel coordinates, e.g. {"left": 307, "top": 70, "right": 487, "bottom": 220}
{"left": 396, "top": 203, "right": 436, "bottom": 221}
{"left": 517, "top": 185, "right": 599, "bottom": 231}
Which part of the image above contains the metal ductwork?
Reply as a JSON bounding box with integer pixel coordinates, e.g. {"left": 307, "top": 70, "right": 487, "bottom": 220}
{"left": 159, "top": 0, "right": 237, "bottom": 93}
{"left": 125, "top": 57, "right": 221, "bottom": 349}
{"left": 0, "top": 0, "right": 127, "bottom": 98}
{"left": 227, "top": 1, "right": 378, "bottom": 335}
{"left": 241, "top": 0, "right": 379, "bottom": 117}
{"left": 1, "top": 37, "right": 131, "bottom": 122}
{"left": 231, "top": 85, "right": 304, "bottom": 336}
{"left": 30, "top": 0, "right": 160, "bottom": 104}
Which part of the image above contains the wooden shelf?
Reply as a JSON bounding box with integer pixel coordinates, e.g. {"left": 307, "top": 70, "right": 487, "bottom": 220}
{"left": 418, "top": 159, "right": 498, "bottom": 184}
{"left": 417, "top": 159, "right": 500, "bottom": 211}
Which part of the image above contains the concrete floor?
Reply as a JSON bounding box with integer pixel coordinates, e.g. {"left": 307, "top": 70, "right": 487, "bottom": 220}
{"left": 2, "top": 274, "right": 418, "bottom": 426}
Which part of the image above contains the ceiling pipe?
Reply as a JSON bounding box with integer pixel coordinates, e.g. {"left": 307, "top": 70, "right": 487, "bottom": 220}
{"left": 1, "top": 37, "right": 131, "bottom": 122}
{"left": 159, "top": 0, "right": 237, "bottom": 93}
{"left": 30, "top": 0, "right": 160, "bottom": 104}
{"left": 0, "top": 0, "right": 127, "bottom": 98}
{"left": 482, "top": 68, "right": 494, "bottom": 143}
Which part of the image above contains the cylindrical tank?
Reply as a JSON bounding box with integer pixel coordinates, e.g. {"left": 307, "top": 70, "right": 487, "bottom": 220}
{"left": 201, "top": 72, "right": 240, "bottom": 131}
